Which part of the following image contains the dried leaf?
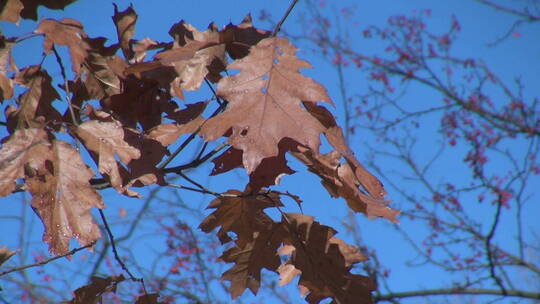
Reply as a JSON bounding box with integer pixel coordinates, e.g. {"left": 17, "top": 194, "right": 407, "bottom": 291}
{"left": 211, "top": 138, "right": 296, "bottom": 193}
{"left": 123, "top": 128, "right": 169, "bottom": 187}
{"left": 281, "top": 213, "right": 374, "bottom": 304}
{"left": 20, "top": 0, "right": 77, "bottom": 20}
{"left": 221, "top": 14, "right": 271, "bottom": 59}
{"left": 148, "top": 101, "right": 207, "bottom": 146}
{"left": 0, "top": 0, "right": 23, "bottom": 24}
{"left": 219, "top": 226, "right": 284, "bottom": 299}
{"left": 64, "top": 275, "right": 125, "bottom": 304}
{"left": 112, "top": 4, "right": 137, "bottom": 60}
{"left": 199, "top": 190, "right": 286, "bottom": 298}
{"left": 210, "top": 146, "right": 243, "bottom": 175}
{"left": 0, "top": 247, "right": 18, "bottom": 267}
{"left": 161, "top": 22, "right": 226, "bottom": 96}
{"left": 132, "top": 37, "right": 162, "bottom": 63}
{"left": 294, "top": 149, "right": 399, "bottom": 223}
{"left": 0, "top": 71, "right": 13, "bottom": 102}
{"left": 135, "top": 294, "right": 166, "bottom": 304}
{"left": 303, "top": 102, "right": 388, "bottom": 199}
{"left": 76, "top": 120, "right": 141, "bottom": 196}
{"left": 9, "top": 66, "right": 62, "bottom": 131}
{"left": 199, "top": 190, "right": 281, "bottom": 248}
{"left": 277, "top": 263, "right": 301, "bottom": 286}
{"left": 75, "top": 37, "right": 121, "bottom": 103}
{"left": 201, "top": 37, "right": 331, "bottom": 173}
{"left": 0, "top": 35, "right": 16, "bottom": 102}
{"left": 0, "top": 128, "right": 49, "bottom": 196}
{"left": 147, "top": 119, "right": 203, "bottom": 147}
{"left": 100, "top": 76, "right": 175, "bottom": 131}
{"left": 35, "top": 18, "right": 90, "bottom": 74}
{"left": 27, "top": 140, "right": 104, "bottom": 255}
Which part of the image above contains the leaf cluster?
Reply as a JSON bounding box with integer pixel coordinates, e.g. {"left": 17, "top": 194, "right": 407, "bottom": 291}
{"left": 0, "top": 1, "right": 398, "bottom": 303}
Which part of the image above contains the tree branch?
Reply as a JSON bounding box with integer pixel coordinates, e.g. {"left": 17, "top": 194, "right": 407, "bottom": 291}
{"left": 272, "top": 0, "right": 300, "bottom": 37}
{"left": 0, "top": 242, "right": 95, "bottom": 277}
{"left": 375, "top": 288, "right": 540, "bottom": 302}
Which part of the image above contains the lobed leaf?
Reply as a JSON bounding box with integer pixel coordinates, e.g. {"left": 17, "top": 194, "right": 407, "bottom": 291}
{"left": 19, "top": 0, "right": 78, "bottom": 21}
{"left": 280, "top": 213, "right": 374, "bottom": 304}
{"left": 35, "top": 18, "right": 90, "bottom": 74}
{"left": 76, "top": 119, "right": 141, "bottom": 196}
{"left": 9, "top": 66, "right": 63, "bottom": 132}
{"left": 220, "top": 14, "right": 271, "bottom": 60}
{"left": 0, "top": 36, "right": 16, "bottom": 102}
{"left": 201, "top": 37, "right": 331, "bottom": 173}
{"left": 27, "top": 140, "right": 104, "bottom": 255}
{"left": 64, "top": 275, "right": 125, "bottom": 304}
{"left": 0, "top": 128, "right": 49, "bottom": 196}
{"left": 199, "top": 189, "right": 281, "bottom": 247}
{"left": 219, "top": 225, "right": 284, "bottom": 299}
{"left": 112, "top": 4, "right": 137, "bottom": 61}
{"left": 0, "top": 0, "right": 24, "bottom": 24}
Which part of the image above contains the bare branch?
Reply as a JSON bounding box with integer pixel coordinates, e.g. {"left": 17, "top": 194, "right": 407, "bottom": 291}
{"left": 0, "top": 242, "right": 95, "bottom": 277}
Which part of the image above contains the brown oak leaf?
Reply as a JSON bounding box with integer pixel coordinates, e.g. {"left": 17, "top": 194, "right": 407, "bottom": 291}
{"left": 0, "top": 0, "right": 23, "bottom": 24}
{"left": 211, "top": 138, "right": 297, "bottom": 192}
{"left": 64, "top": 275, "right": 125, "bottom": 304}
{"left": 0, "top": 247, "right": 17, "bottom": 267}
{"left": 27, "top": 140, "right": 104, "bottom": 255}
{"left": 220, "top": 14, "right": 271, "bottom": 59}
{"left": 123, "top": 128, "right": 169, "bottom": 187}
{"left": 9, "top": 66, "right": 63, "bottom": 132}
{"left": 294, "top": 149, "right": 399, "bottom": 223}
{"left": 75, "top": 37, "right": 121, "bottom": 103}
{"left": 0, "top": 128, "right": 49, "bottom": 196}
{"left": 112, "top": 4, "right": 137, "bottom": 61}
{"left": 132, "top": 37, "right": 165, "bottom": 63}
{"left": 277, "top": 263, "right": 301, "bottom": 287}
{"left": 61, "top": 37, "right": 122, "bottom": 123}
{"left": 200, "top": 37, "right": 331, "bottom": 174}
{"left": 35, "top": 18, "right": 90, "bottom": 74}
{"left": 0, "top": 36, "right": 16, "bottom": 102}
{"left": 147, "top": 119, "right": 203, "bottom": 147}
{"left": 76, "top": 120, "right": 140, "bottom": 196}
{"left": 219, "top": 225, "right": 284, "bottom": 299}
{"left": 20, "top": 0, "right": 77, "bottom": 20}
{"left": 135, "top": 293, "right": 166, "bottom": 304}
{"left": 303, "top": 102, "right": 388, "bottom": 198}
{"left": 199, "top": 189, "right": 282, "bottom": 248}
{"left": 199, "top": 190, "right": 286, "bottom": 298}
{"left": 148, "top": 101, "right": 207, "bottom": 146}
{"left": 280, "top": 213, "right": 374, "bottom": 304}
{"left": 162, "top": 22, "right": 226, "bottom": 96}
{"left": 296, "top": 102, "right": 399, "bottom": 222}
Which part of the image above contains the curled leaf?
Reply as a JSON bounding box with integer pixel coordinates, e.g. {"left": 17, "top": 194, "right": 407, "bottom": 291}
{"left": 35, "top": 18, "right": 90, "bottom": 74}
{"left": 76, "top": 120, "right": 140, "bottom": 195}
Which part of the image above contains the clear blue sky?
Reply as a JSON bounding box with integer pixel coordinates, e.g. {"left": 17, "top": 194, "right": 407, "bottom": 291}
{"left": 1, "top": 0, "right": 539, "bottom": 303}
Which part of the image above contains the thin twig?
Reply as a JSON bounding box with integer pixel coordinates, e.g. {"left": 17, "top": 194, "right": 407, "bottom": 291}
{"left": 163, "top": 142, "right": 228, "bottom": 174}
{"left": 51, "top": 46, "right": 78, "bottom": 126}
{"left": 98, "top": 210, "right": 149, "bottom": 299}
{"left": 98, "top": 210, "right": 136, "bottom": 280}
{"left": 177, "top": 172, "right": 221, "bottom": 197}
{"left": 158, "top": 102, "right": 226, "bottom": 170}
{"left": 485, "top": 195, "right": 507, "bottom": 295}
{"left": 0, "top": 242, "right": 95, "bottom": 277}
{"left": 166, "top": 183, "right": 216, "bottom": 195}
{"left": 375, "top": 288, "right": 540, "bottom": 302}
{"left": 272, "top": 0, "right": 301, "bottom": 37}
